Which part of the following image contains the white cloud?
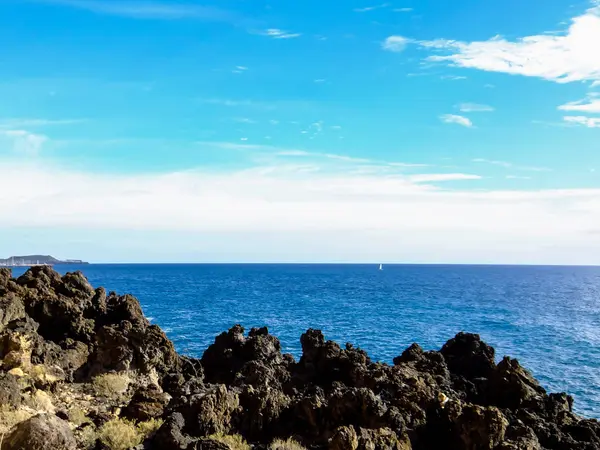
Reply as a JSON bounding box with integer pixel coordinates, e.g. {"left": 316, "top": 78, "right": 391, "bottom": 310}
{"left": 420, "top": 3, "right": 600, "bottom": 84}
{"left": 440, "top": 114, "right": 473, "bottom": 127}
{"left": 440, "top": 75, "right": 467, "bottom": 80}
{"left": 592, "top": 80, "right": 600, "bottom": 87}
{"left": 277, "top": 150, "right": 310, "bottom": 157}
{"left": 0, "top": 130, "right": 48, "bottom": 156}
{"left": 3, "top": 159, "right": 600, "bottom": 263}
{"left": 473, "top": 158, "right": 550, "bottom": 172}
{"left": 236, "top": 66, "right": 248, "bottom": 71}
{"left": 458, "top": 103, "right": 494, "bottom": 112}
{"left": 314, "top": 79, "right": 326, "bottom": 83}
{"left": 559, "top": 97, "right": 600, "bottom": 113}
{"left": 393, "top": 7, "right": 413, "bottom": 12}
{"left": 564, "top": 116, "right": 600, "bottom": 127}
{"left": 32, "top": 0, "right": 242, "bottom": 22}
{"left": 409, "top": 173, "right": 482, "bottom": 182}
{"left": 506, "top": 175, "right": 532, "bottom": 180}
{"left": 353, "top": 3, "right": 389, "bottom": 12}
{"left": 251, "top": 145, "right": 426, "bottom": 169}
{"left": 473, "top": 158, "right": 512, "bottom": 168}
{"left": 382, "top": 36, "right": 409, "bottom": 52}
{"left": 262, "top": 28, "right": 301, "bottom": 39}
{"left": 0, "top": 118, "right": 85, "bottom": 129}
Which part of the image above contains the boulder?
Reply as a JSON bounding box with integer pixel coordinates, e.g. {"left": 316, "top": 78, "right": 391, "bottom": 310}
{"left": 2, "top": 414, "right": 76, "bottom": 450}
{"left": 330, "top": 425, "right": 359, "bottom": 450}
{"left": 152, "top": 412, "right": 193, "bottom": 450}
{"left": 444, "top": 401, "right": 509, "bottom": 450}
{"left": 0, "top": 294, "right": 26, "bottom": 331}
{"left": 201, "top": 325, "right": 288, "bottom": 386}
{"left": 0, "top": 267, "right": 12, "bottom": 287}
{"left": 488, "top": 357, "right": 546, "bottom": 409}
{"left": 440, "top": 332, "right": 496, "bottom": 380}
{"left": 122, "top": 385, "right": 170, "bottom": 421}
{"left": 358, "top": 427, "right": 412, "bottom": 450}
{"left": 179, "top": 384, "right": 241, "bottom": 436}
{"left": 0, "top": 373, "right": 22, "bottom": 407}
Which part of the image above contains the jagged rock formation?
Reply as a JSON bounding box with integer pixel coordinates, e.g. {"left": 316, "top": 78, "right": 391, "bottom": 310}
{"left": 0, "top": 266, "right": 599, "bottom": 450}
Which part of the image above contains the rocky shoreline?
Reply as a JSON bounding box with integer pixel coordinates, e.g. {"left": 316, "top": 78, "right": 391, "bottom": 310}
{"left": 0, "top": 266, "right": 598, "bottom": 450}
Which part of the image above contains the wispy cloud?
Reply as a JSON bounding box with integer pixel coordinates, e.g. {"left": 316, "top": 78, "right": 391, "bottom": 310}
{"left": 204, "top": 141, "right": 428, "bottom": 170}
{"left": 203, "top": 98, "right": 253, "bottom": 107}
{"left": 0, "top": 130, "right": 48, "bottom": 156}
{"left": 473, "top": 158, "right": 512, "bottom": 168}
{"left": 261, "top": 28, "right": 301, "bottom": 39}
{"left": 0, "top": 118, "right": 86, "bottom": 128}
{"left": 275, "top": 147, "right": 427, "bottom": 169}
{"left": 30, "top": 0, "right": 245, "bottom": 23}
{"left": 353, "top": 3, "right": 389, "bottom": 12}
{"left": 563, "top": 116, "right": 600, "bottom": 128}
{"left": 418, "top": 2, "right": 600, "bottom": 84}
{"left": 3, "top": 159, "right": 600, "bottom": 263}
{"left": 409, "top": 173, "right": 482, "bottom": 182}
{"left": 559, "top": 97, "right": 600, "bottom": 113}
{"left": 233, "top": 117, "right": 256, "bottom": 124}
{"left": 201, "top": 98, "right": 276, "bottom": 110}
{"left": 441, "top": 75, "right": 467, "bottom": 80}
{"left": 276, "top": 150, "right": 310, "bottom": 157}
{"left": 393, "top": 7, "right": 413, "bottom": 12}
{"left": 473, "top": 158, "right": 551, "bottom": 172}
{"left": 382, "top": 35, "right": 409, "bottom": 52}
{"left": 440, "top": 114, "right": 473, "bottom": 127}
{"left": 506, "top": 175, "right": 532, "bottom": 180}
{"left": 458, "top": 103, "right": 494, "bottom": 112}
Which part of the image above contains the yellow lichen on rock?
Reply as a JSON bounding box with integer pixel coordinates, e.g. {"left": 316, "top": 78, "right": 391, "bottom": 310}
{"left": 7, "top": 368, "right": 24, "bottom": 378}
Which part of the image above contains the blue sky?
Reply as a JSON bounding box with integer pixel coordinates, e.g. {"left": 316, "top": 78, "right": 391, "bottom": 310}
{"left": 1, "top": 0, "right": 600, "bottom": 263}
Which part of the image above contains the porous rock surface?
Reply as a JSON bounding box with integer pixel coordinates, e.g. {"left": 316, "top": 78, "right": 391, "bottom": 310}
{"left": 0, "top": 266, "right": 598, "bottom": 450}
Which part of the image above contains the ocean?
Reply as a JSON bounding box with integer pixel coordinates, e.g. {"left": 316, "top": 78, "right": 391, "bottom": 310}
{"left": 11, "top": 263, "right": 600, "bottom": 418}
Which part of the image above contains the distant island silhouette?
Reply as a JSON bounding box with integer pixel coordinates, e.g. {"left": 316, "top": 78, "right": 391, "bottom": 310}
{"left": 0, "top": 255, "right": 89, "bottom": 267}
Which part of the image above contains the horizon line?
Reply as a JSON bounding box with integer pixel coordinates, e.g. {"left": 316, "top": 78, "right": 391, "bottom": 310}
{"left": 10, "top": 262, "right": 600, "bottom": 268}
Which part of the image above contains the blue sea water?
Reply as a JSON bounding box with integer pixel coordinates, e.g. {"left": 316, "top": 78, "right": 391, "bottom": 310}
{"left": 10, "top": 264, "right": 600, "bottom": 418}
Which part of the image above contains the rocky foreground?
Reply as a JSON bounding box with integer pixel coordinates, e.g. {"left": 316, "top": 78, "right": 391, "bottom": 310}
{"left": 0, "top": 267, "right": 599, "bottom": 450}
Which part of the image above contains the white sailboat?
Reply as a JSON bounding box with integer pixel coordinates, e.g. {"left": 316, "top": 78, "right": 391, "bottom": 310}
{"left": 379, "top": 264, "right": 383, "bottom": 271}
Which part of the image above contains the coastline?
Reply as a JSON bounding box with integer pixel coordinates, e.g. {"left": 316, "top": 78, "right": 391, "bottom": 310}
{"left": 0, "top": 266, "right": 598, "bottom": 450}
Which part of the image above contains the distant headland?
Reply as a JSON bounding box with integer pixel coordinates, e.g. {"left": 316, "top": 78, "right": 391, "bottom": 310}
{"left": 0, "top": 255, "right": 89, "bottom": 267}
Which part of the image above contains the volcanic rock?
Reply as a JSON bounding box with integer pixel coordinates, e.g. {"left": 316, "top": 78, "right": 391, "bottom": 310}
{"left": 0, "top": 266, "right": 598, "bottom": 450}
